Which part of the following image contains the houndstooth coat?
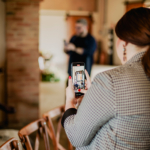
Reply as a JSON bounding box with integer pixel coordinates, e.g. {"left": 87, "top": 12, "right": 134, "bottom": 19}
{"left": 61, "top": 51, "right": 150, "bottom": 150}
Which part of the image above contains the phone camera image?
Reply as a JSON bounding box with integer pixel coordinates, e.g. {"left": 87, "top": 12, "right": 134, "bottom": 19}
{"left": 72, "top": 65, "right": 85, "bottom": 93}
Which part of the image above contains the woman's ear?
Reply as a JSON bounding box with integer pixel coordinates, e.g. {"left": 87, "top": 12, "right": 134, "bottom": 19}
{"left": 116, "top": 38, "right": 126, "bottom": 64}
{"left": 116, "top": 38, "right": 127, "bottom": 48}
{"left": 123, "top": 41, "right": 128, "bottom": 47}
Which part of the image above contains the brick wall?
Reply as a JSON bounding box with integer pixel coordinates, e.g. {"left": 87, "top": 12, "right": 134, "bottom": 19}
{"left": 6, "top": 0, "right": 40, "bottom": 128}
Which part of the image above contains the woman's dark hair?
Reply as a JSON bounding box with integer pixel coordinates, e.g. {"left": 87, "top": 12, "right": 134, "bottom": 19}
{"left": 115, "top": 7, "right": 150, "bottom": 77}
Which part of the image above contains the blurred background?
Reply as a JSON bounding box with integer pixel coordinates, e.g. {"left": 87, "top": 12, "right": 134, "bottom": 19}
{"left": 0, "top": 0, "right": 150, "bottom": 147}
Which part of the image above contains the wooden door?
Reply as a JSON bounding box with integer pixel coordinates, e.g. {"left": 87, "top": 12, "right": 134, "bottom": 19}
{"left": 66, "top": 15, "right": 93, "bottom": 41}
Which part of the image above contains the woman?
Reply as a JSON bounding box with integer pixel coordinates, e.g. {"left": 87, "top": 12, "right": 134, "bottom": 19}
{"left": 61, "top": 7, "right": 150, "bottom": 149}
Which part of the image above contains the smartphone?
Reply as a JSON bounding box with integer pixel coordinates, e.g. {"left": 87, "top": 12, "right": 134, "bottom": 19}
{"left": 71, "top": 62, "right": 85, "bottom": 96}
{"left": 64, "top": 40, "right": 68, "bottom": 46}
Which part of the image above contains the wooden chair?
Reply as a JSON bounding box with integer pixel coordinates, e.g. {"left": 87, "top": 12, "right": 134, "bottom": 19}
{"left": 43, "top": 105, "right": 73, "bottom": 150}
{"left": 18, "top": 119, "right": 50, "bottom": 150}
{"left": 0, "top": 137, "right": 20, "bottom": 150}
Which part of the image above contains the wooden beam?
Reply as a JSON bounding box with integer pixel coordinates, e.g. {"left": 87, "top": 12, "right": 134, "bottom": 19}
{"left": 124, "top": 0, "right": 146, "bottom": 5}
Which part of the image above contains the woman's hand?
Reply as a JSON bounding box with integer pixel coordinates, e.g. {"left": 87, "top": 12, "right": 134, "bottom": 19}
{"left": 65, "top": 70, "right": 91, "bottom": 110}
{"left": 75, "top": 96, "right": 84, "bottom": 107}
{"left": 65, "top": 76, "right": 76, "bottom": 110}
{"left": 66, "top": 76, "right": 75, "bottom": 102}
{"left": 81, "top": 70, "right": 91, "bottom": 94}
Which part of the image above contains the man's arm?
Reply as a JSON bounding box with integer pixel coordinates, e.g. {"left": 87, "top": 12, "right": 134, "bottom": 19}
{"left": 65, "top": 43, "right": 84, "bottom": 55}
{"left": 73, "top": 37, "right": 97, "bottom": 55}
{"left": 64, "top": 36, "right": 76, "bottom": 54}
{"left": 65, "top": 36, "right": 97, "bottom": 56}
{"left": 81, "top": 37, "right": 97, "bottom": 56}
{"left": 64, "top": 47, "right": 70, "bottom": 54}
{"left": 74, "top": 47, "right": 84, "bottom": 55}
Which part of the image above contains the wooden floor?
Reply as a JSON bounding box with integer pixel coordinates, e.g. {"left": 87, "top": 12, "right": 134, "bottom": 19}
{"left": 39, "top": 81, "right": 66, "bottom": 117}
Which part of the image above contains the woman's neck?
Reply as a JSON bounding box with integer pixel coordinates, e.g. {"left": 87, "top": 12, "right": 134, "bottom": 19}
{"left": 126, "top": 44, "right": 149, "bottom": 62}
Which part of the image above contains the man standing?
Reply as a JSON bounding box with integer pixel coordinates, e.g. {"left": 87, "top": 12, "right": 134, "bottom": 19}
{"left": 64, "top": 19, "right": 97, "bottom": 76}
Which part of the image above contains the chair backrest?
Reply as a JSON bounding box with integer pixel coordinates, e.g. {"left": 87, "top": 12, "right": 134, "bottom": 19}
{"left": 0, "top": 137, "right": 20, "bottom": 150}
{"left": 18, "top": 119, "right": 50, "bottom": 150}
{"left": 43, "top": 105, "right": 73, "bottom": 150}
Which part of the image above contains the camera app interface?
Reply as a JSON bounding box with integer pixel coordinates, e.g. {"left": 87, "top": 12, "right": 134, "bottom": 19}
{"left": 72, "top": 65, "right": 85, "bottom": 92}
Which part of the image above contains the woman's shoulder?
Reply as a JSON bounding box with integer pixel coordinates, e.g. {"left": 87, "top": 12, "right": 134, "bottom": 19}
{"left": 94, "top": 66, "right": 121, "bottom": 78}
{"left": 94, "top": 64, "right": 137, "bottom": 81}
{"left": 95, "top": 62, "right": 143, "bottom": 84}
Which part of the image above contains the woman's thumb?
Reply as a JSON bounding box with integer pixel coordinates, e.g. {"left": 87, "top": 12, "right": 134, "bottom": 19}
{"left": 80, "top": 89, "right": 87, "bottom": 94}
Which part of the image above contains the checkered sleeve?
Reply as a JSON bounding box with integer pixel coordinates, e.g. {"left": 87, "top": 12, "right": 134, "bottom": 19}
{"left": 62, "top": 71, "right": 116, "bottom": 147}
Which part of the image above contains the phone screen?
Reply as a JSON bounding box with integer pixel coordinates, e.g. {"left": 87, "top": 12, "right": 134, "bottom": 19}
{"left": 72, "top": 62, "right": 85, "bottom": 96}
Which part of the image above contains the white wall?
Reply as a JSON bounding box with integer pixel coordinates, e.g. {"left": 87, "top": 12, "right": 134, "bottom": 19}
{"left": 39, "top": 10, "right": 68, "bottom": 65}
{"left": 107, "top": 0, "right": 125, "bottom": 26}
{"left": 106, "top": 0, "right": 125, "bottom": 65}
{"left": 95, "top": 0, "right": 125, "bottom": 65}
